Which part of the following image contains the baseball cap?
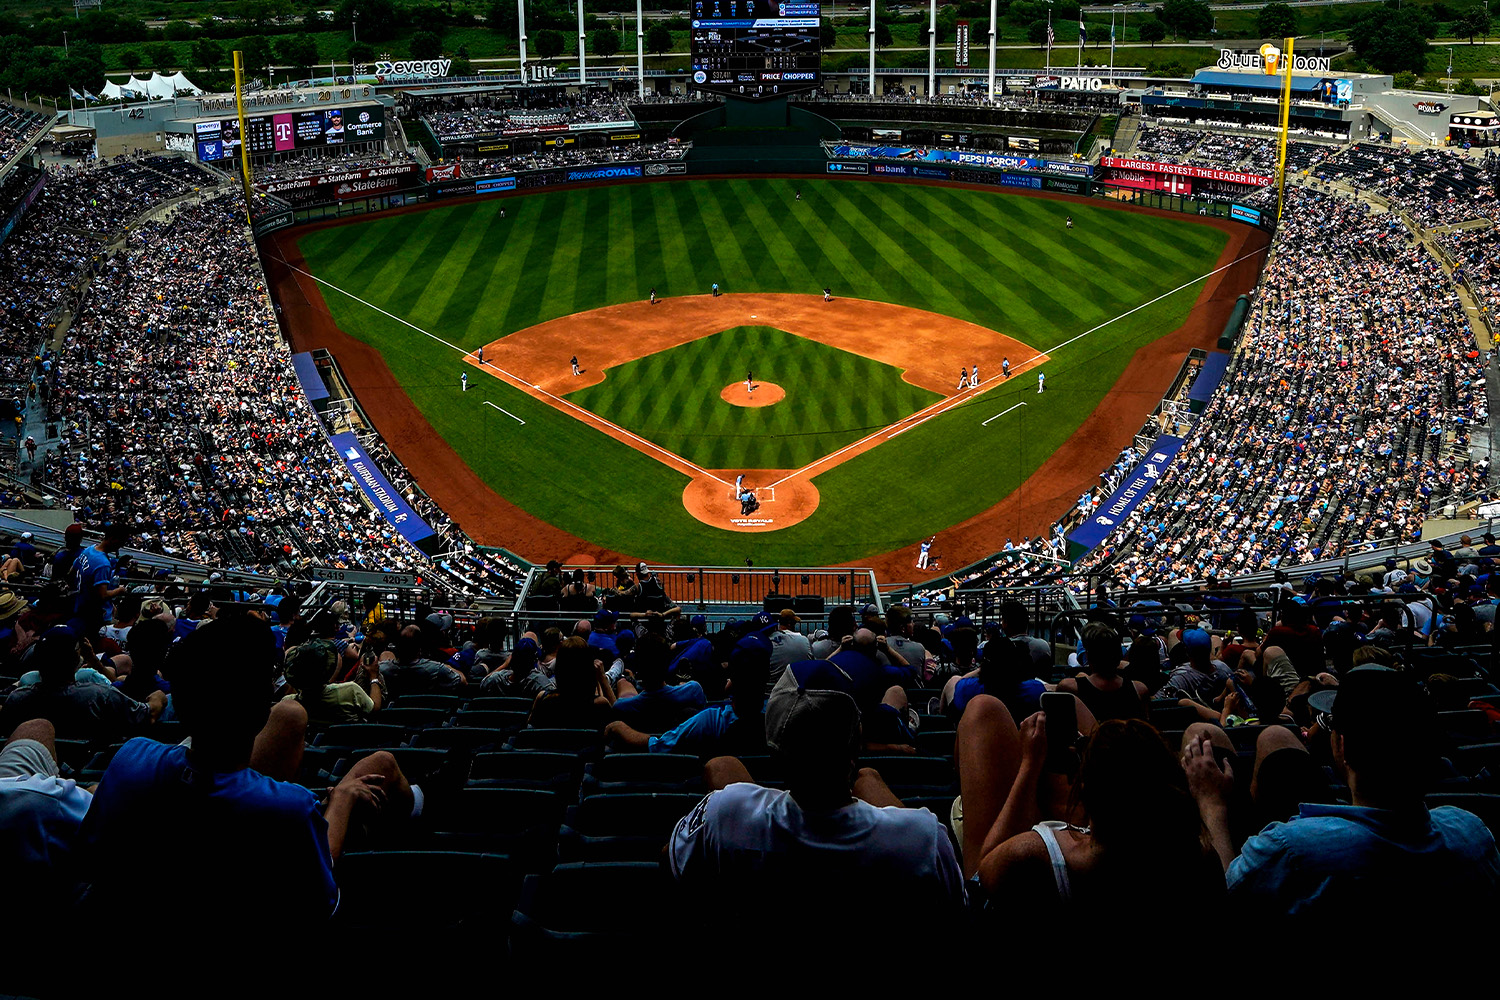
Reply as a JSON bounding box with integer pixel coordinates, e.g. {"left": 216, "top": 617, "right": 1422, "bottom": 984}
{"left": 515, "top": 636, "right": 539, "bottom": 652}
{"left": 1181, "top": 628, "right": 1211, "bottom": 655}
{"left": 689, "top": 614, "right": 706, "bottom": 627}
{"left": 860, "top": 603, "right": 880, "bottom": 618}
{"left": 1307, "top": 666, "right": 1419, "bottom": 739}
{"left": 751, "top": 611, "right": 775, "bottom": 627}
{"left": 425, "top": 612, "right": 455, "bottom": 632}
{"left": 594, "top": 609, "right": 619, "bottom": 623}
{"left": 19, "top": 531, "right": 31, "bottom": 540}
{"left": 779, "top": 608, "right": 800, "bottom": 628}
{"left": 765, "top": 674, "right": 862, "bottom": 761}
{"left": 64, "top": 523, "right": 83, "bottom": 540}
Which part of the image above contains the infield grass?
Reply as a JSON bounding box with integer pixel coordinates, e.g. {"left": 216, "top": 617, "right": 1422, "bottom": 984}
{"left": 567, "top": 326, "right": 941, "bottom": 470}
{"left": 294, "top": 178, "right": 1230, "bottom": 567}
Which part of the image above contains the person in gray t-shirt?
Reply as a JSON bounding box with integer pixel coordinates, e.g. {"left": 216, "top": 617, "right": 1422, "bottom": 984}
{"left": 767, "top": 610, "right": 813, "bottom": 682}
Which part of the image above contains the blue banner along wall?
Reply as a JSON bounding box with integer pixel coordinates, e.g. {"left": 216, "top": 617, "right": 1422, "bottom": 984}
{"left": 1067, "top": 434, "right": 1186, "bottom": 553}
{"left": 329, "top": 432, "right": 440, "bottom": 554}
{"left": 1187, "top": 351, "right": 1230, "bottom": 413}
{"left": 290, "top": 352, "right": 331, "bottom": 412}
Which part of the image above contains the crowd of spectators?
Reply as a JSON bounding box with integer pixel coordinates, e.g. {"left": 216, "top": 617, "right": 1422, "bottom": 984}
{"left": 1079, "top": 186, "right": 1489, "bottom": 586}
{"left": 248, "top": 149, "right": 417, "bottom": 187}
{"left": 0, "top": 101, "right": 49, "bottom": 166}
{"left": 1312, "top": 142, "right": 1500, "bottom": 230}
{"left": 464, "top": 139, "right": 687, "bottom": 176}
{"left": 409, "top": 93, "right": 633, "bottom": 140}
{"left": 34, "top": 155, "right": 208, "bottom": 235}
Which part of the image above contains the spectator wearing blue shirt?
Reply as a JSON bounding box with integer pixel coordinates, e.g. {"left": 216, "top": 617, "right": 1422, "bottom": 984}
{"left": 77, "top": 616, "right": 417, "bottom": 943}
{"left": 68, "top": 522, "right": 129, "bottom": 638}
{"left": 824, "top": 628, "right": 918, "bottom": 750}
{"left": 943, "top": 630, "right": 1048, "bottom": 723}
{"left": 606, "top": 643, "right": 769, "bottom": 757}
{"left": 612, "top": 632, "right": 706, "bottom": 732}
{"left": 172, "top": 590, "right": 215, "bottom": 641}
{"left": 587, "top": 610, "right": 620, "bottom": 659}
{"left": 49, "top": 522, "right": 84, "bottom": 582}
{"left": 1188, "top": 665, "right": 1500, "bottom": 927}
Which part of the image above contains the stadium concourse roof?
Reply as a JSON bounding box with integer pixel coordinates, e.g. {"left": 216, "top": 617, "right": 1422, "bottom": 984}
{"left": 1190, "top": 70, "right": 1323, "bottom": 94}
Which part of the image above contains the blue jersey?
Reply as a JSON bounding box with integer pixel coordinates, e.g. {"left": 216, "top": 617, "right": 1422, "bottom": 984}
{"left": 70, "top": 547, "right": 116, "bottom": 632}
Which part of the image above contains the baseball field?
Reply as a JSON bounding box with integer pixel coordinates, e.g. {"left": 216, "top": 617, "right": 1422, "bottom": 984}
{"left": 275, "top": 177, "right": 1252, "bottom": 575}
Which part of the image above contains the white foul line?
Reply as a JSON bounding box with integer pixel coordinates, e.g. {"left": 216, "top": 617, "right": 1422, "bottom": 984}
{"left": 483, "top": 401, "right": 526, "bottom": 425}
{"left": 275, "top": 256, "right": 730, "bottom": 486}
{"left": 764, "top": 246, "right": 1265, "bottom": 490}
{"left": 982, "top": 401, "right": 1028, "bottom": 427}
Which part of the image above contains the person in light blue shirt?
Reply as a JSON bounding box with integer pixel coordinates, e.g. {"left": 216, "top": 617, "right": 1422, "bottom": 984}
{"left": 612, "top": 632, "right": 706, "bottom": 732}
{"left": 1187, "top": 666, "right": 1500, "bottom": 926}
{"left": 69, "top": 523, "right": 129, "bottom": 637}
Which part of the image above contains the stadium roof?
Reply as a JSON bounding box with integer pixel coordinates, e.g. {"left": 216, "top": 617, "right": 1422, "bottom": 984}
{"left": 1190, "top": 71, "right": 1323, "bottom": 94}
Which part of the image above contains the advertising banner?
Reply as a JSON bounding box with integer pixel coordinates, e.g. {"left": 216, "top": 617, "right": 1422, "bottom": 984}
{"left": 829, "top": 144, "right": 1093, "bottom": 177}
{"left": 826, "top": 161, "right": 869, "bottom": 174}
{"left": 329, "top": 432, "right": 438, "bottom": 549}
{"left": 1043, "top": 176, "right": 1088, "bottom": 194}
{"left": 565, "top": 165, "right": 643, "bottom": 181}
{"left": 475, "top": 176, "right": 517, "bottom": 193}
{"left": 430, "top": 178, "right": 477, "bottom": 198}
{"left": 1000, "top": 173, "right": 1042, "bottom": 189}
{"left": 425, "top": 163, "right": 462, "bottom": 182}
{"left": 1101, "top": 156, "right": 1273, "bottom": 187}
{"left": 1066, "top": 434, "right": 1186, "bottom": 550}
{"left": 955, "top": 20, "right": 970, "bottom": 68}
{"left": 1230, "top": 204, "right": 1262, "bottom": 225}
{"left": 644, "top": 162, "right": 688, "bottom": 175}
{"left": 259, "top": 163, "right": 420, "bottom": 194}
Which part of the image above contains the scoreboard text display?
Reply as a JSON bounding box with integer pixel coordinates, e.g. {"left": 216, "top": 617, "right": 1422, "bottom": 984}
{"left": 690, "top": 0, "right": 821, "bottom": 98}
{"left": 197, "top": 104, "right": 387, "bottom": 162}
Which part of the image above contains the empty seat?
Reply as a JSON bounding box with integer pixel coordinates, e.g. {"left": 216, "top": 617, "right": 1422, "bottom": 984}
{"left": 791, "top": 594, "right": 826, "bottom": 615}
{"left": 377, "top": 708, "right": 450, "bottom": 730}
{"left": 414, "top": 727, "right": 512, "bottom": 753}
{"left": 314, "top": 724, "right": 411, "bottom": 750}
{"left": 915, "top": 730, "right": 955, "bottom": 758}
{"left": 1438, "top": 710, "right": 1492, "bottom": 743}
{"left": 336, "top": 851, "right": 518, "bottom": 934}
{"left": 461, "top": 697, "right": 536, "bottom": 713}
{"left": 469, "top": 751, "right": 584, "bottom": 791}
{"left": 393, "top": 695, "right": 461, "bottom": 712}
{"left": 426, "top": 787, "right": 565, "bottom": 866}
{"left": 510, "top": 862, "right": 676, "bottom": 950}
{"left": 858, "top": 755, "right": 956, "bottom": 794}
{"left": 582, "top": 754, "right": 703, "bottom": 796}
{"left": 450, "top": 710, "right": 528, "bottom": 731}
{"left": 558, "top": 792, "right": 702, "bottom": 862}
{"left": 506, "top": 728, "right": 604, "bottom": 756}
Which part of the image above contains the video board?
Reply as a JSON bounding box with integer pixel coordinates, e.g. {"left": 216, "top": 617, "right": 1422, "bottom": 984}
{"left": 690, "top": 1, "right": 820, "bottom": 99}
{"left": 197, "top": 104, "right": 387, "bottom": 162}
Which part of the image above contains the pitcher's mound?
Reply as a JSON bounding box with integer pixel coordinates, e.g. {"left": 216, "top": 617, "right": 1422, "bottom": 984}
{"left": 721, "top": 382, "right": 785, "bottom": 407}
{"left": 683, "top": 472, "right": 819, "bottom": 532}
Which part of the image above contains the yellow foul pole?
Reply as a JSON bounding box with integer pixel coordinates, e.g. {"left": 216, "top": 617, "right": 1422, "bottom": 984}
{"left": 1275, "top": 36, "right": 1294, "bottom": 221}
{"left": 232, "top": 50, "right": 255, "bottom": 227}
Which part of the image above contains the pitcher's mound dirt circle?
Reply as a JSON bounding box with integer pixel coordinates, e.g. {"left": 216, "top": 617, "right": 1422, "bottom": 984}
{"left": 721, "top": 382, "right": 786, "bottom": 407}
{"left": 683, "top": 471, "right": 819, "bottom": 532}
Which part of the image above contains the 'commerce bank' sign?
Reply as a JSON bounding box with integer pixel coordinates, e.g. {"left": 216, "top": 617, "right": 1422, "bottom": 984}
{"left": 1217, "top": 48, "right": 1331, "bottom": 74}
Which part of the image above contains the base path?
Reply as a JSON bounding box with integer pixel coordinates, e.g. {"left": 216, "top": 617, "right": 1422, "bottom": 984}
{"left": 684, "top": 470, "right": 820, "bottom": 532}
{"left": 722, "top": 382, "right": 785, "bottom": 407}
{"left": 474, "top": 293, "right": 1039, "bottom": 398}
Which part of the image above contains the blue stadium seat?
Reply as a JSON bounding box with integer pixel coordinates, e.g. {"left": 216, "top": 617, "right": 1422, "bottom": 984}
{"left": 314, "top": 723, "right": 411, "bottom": 750}
{"left": 510, "top": 862, "right": 676, "bottom": 951}
{"left": 377, "top": 707, "right": 450, "bottom": 730}
{"left": 394, "top": 694, "right": 462, "bottom": 712}
{"left": 413, "top": 727, "right": 511, "bottom": 752}
{"left": 449, "top": 710, "right": 529, "bottom": 731}
{"left": 426, "top": 787, "right": 565, "bottom": 866}
{"left": 461, "top": 696, "right": 536, "bottom": 713}
{"left": 858, "top": 755, "right": 957, "bottom": 795}
{"left": 335, "top": 851, "right": 518, "bottom": 934}
{"left": 505, "top": 728, "right": 604, "bottom": 756}
{"left": 581, "top": 754, "right": 703, "bottom": 796}
{"left": 557, "top": 792, "right": 702, "bottom": 862}
{"left": 915, "top": 729, "right": 955, "bottom": 758}
{"left": 469, "top": 751, "right": 585, "bottom": 792}
{"left": 330, "top": 747, "right": 455, "bottom": 790}
{"left": 1438, "top": 710, "right": 1492, "bottom": 744}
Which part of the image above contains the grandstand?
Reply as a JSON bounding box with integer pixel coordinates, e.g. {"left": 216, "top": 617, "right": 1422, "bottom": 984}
{"left": 2, "top": 77, "right": 1499, "bottom": 982}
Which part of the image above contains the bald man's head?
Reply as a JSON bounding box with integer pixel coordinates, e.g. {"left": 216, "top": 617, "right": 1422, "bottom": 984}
{"left": 853, "top": 628, "right": 877, "bottom": 654}
{"left": 574, "top": 619, "right": 592, "bottom": 637}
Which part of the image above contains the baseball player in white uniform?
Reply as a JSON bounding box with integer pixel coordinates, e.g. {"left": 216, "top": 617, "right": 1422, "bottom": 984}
{"left": 917, "top": 536, "right": 934, "bottom": 569}
{"left": 970, "top": 363, "right": 979, "bottom": 388}
{"left": 461, "top": 371, "right": 468, "bottom": 392}
{"left": 1037, "top": 371, "right": 1046, "bottom": 393}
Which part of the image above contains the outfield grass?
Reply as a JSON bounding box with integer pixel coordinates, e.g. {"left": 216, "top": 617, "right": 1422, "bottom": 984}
{"left": 295, "top": 178, "right": 1229, "bottom": 566}
{"left": 567, "top": 326, "right": 942, "bottom": 470}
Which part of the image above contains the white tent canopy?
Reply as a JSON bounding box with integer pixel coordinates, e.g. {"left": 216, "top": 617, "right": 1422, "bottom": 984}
{"left": 99, "top": 71, "right": 202, "bottom": 101}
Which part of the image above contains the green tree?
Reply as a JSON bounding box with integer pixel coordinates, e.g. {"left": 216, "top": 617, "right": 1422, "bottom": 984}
{"left": 274, "top": 34, "right": 318, "bottom": 70}
{"left": 536, "top": 27, "right": 566, "bottom": 59}
{"left": 1138, "top": 17, "right": 1166, "bottom": 46}
{"left": 148, "top": 41, "right": 178, "bottom": 71}
{"left": 236, "top": 34, "right": 273, "bottom": 73}
{"left": 820, "top": 22, "right": 837, "bottom": 47}
{"left": 1256, "top": 2, "right": 1299, "bottom": 40}
{"left": 1027, "top": 18, "right": 1048, "bottom": 46}
{"left": 488, "top": 0, "right": 518, "bottom": 36}
{"left": 1459, "top": 5, "right": 1492, "bottom": 43}
{"left": 592, "top": 26, "right": 621, "bottom": 56}
{"left": 1159, "top": 0, "right": 1212, "bottom": 40}
{"left": 191, "top": 37, "right": 224, "bottom": 72}
{"left": 1349, "top": 6, "right": 1434, "bottom": 74}
{"left": 874, "top": 20, "right": 893, "bottom": 47}
{"left": 337, "top": 0, "right": 400, "bottom": 41}
{"left": 119, "top": 47, "right": 143, "bottom": 70}
{"left": 409, "top": 29, "right": 444, "bottom": 58}
{"left": 645, "top": 22, "right": 671, "bottom": 54}
{"left": 301, "top": 8, "right": 331, "bottom": 31}
{"left": 347, "top": 41, "right": 377, "bottom": 66}
{"left": 164, "top": 20, "right": 196, "bottom": 41}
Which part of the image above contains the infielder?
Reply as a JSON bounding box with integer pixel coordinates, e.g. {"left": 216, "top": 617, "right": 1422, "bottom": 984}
{"left": 1002, "top": 357, "right": 1011, "bottom": 379}
{"left": 460, "top": 371, "right": 468, "bottom": 392}
{"left": 1037, "top": 370, "right": 1046, "bottom": 393}
{"left": 957, "top": 367, "right": 969, "bottom": 391}
{"left": 971, "top": 363, "right": 980, "bottom": 387}
{"left": 823, "top": 286, "right": 832, "bottom": 302}
{"left": 649, "top": 287, "right": 657, "bottom": 305}
{"left": 745, "top": 370, "right": 754, "bottom": 397}
{"left": 571, "top": 355, "right": 581, "bottom": 376}
{"left": 477, "top": 346, "right": 484, "bottom": 364}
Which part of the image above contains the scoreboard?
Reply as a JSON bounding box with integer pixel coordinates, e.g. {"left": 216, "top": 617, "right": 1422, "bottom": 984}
{"left": 195, "top": 104, "right": 387, "bottom": 162}
{"left": 690, "top": 0, "right": 821, "bottom": 99}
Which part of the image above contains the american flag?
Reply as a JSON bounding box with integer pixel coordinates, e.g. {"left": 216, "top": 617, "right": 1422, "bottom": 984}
{"left": 1047, "top": 22, "right": 1055, "bottom": 46}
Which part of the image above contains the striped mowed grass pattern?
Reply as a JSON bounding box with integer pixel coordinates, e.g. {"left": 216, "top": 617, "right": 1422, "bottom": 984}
{"left": 566, "top": 326, "right": 942, "bottom": 470}
{"left": 295, "top": 180, "right": 1230, "bottom": 566}
{"left": 297, "top": 179, "right": 1224, "bottom": 351}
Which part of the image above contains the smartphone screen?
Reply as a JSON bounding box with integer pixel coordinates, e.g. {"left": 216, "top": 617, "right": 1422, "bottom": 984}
{"left": 1040, "top": 692, "right": 1077, "bottom": 772}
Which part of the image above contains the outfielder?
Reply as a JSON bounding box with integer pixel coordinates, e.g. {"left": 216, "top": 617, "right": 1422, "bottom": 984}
{"left": 1037, "top": 370, "right": 1046, "bottom": 393}
{"left": 460, "top": 371, "right": 468, "bottom": 392}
